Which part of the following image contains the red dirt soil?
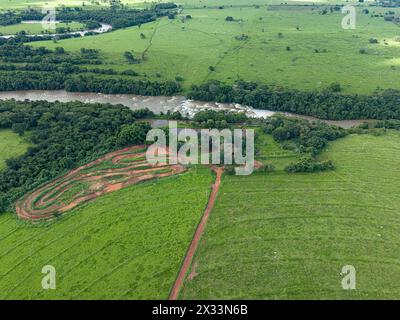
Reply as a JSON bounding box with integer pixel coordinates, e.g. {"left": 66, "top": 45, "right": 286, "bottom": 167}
{"left": 169, "top": 166, "right": 224, "bottom": 300}
{"left": 16, "top": 145, "right": 185, "bottom": 222}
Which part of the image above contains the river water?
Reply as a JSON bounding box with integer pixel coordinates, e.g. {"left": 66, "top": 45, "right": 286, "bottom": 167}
{"left": 0, "top": 90, "right": 365, "bottom": 128}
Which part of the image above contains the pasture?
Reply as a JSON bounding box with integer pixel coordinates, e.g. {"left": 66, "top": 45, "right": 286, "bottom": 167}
{"left": 0, "top": 167, "right": 213, "bottom": 299}
{"left": 0, "top": 129, "right": 30, "bottom": 171}
{"left": 181, "top": 131, "right": 400, "bottom": 299}
{"left": 30, "top": 3, "right": 400, "bottom": 94}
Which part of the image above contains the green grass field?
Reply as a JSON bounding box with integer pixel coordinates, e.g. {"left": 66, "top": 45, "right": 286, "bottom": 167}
{"left": 0, "top": 22, "right": 85, "bottom": 35}
{"left": 29, "top": 3, "right": 400, "bottom": 94}
{"left": 181, "top": 131, "right": 400, "bottom": 299}
{"left": 0, "top": 167, "right": 213, "bottom": 299}
{"left": 0, "top": 129, "right": 30, "bottom": 170}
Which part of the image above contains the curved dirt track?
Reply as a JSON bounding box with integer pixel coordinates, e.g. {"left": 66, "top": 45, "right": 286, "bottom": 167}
{"left": 169, "top": 166, "right": 224, "bottom": 300}
{"left": 16, "top": 145, "right": 185, "bottom": 221}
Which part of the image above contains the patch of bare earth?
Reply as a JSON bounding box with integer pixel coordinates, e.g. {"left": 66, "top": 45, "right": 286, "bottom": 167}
{"left": 15, "top": 145, "right": 185, "bottom": 222}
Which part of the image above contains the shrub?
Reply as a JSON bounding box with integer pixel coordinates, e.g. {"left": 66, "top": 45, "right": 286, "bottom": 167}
{"left": 285, "top": 156, "right": 335, "bottom": 173}
{"left": 258, "top": 163, "right": 275, "bottom": 173}
{"left": 327, "top": 82, "right": 342, "bottom": 92}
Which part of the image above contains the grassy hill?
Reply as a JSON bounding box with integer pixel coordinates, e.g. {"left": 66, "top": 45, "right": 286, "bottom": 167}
{"left": 181, "top": 131, "right": 400, "bottom": 299}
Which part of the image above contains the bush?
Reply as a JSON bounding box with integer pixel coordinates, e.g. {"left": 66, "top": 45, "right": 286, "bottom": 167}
{"left": 285, "top": 156, "right": 335, "bottom": 173}
{"left": 116, "top": 122, "right": 151, "bottom": 147}
{"left": 258, "top": 163, "right": 275, "bottom": 173}
{"left": 327, "top": 82, "right": 342, "bottom": 92}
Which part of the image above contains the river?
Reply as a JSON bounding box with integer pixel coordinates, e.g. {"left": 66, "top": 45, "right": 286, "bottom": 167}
{"left": 0, "top": 21, "right": 112, "bottom": 39}
{"left": 0, "top": 90, "right": 365, "bottom": 129}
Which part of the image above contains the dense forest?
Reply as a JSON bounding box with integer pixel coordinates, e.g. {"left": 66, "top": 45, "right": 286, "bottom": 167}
{"left": 263, "top": 115, "right": 347, "bottom": 172}
{"left": 0, "top": 100, "right": 151, "bottom": 214}
{"left": 192, "top": 109, "right": 248, "bottom": 128}
{"left": 188, "top": 80, "right": 400, "bottom": 121}
{"left": 0, "top": 71, "right": 181, "bottom": 95}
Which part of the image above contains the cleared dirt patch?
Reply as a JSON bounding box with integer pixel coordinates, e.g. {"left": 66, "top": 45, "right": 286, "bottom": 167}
{"left": 169, "top": 166, "right": 223, "bottom": 300}
{"left": 16, "top": 145, "right": 185, "bottom": 222}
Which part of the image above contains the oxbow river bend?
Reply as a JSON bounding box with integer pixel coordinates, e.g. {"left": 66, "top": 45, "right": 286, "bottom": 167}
{"left": 0, "top": 90, "right": 365, "bottom": 129}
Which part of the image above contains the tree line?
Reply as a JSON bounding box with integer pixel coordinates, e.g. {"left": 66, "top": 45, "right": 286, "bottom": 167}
{"left": 188, "top": 80, "right": 400, "bottom": 120}
{"left": 0, "top": 71, "right": 181, "bottom": 95}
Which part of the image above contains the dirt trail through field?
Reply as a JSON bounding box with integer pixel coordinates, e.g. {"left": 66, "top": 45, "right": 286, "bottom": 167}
{"left": 169, "top": 166, "right": 223, "bottom": 300}
{"left": 15, "top": 145, "right": 185, "bottom": 221}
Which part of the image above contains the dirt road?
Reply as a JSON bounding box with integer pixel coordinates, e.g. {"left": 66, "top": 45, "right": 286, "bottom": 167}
{"left": 169, "top": 166, "right": 224, "bottom": 300}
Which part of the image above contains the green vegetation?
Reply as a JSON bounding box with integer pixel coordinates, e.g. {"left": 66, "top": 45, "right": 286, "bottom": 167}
{"left": 181, "top": 131, "right": 400, "bottom": 299}
{"left": 1, "top": 0, "right": 400, "bottom": 301}
{"left": 255, "top": 128, "right": 299, "bottom": 171}
{"left": 0, "top": 167, "right": 212, "bottom": 299}
{"left": 1, "top": 4, "right": 400, "bottom": 119}
{"left": 0, "top": 100, "right": 150, "bottom": 214}
{"left": 30, "top": 4, "right": 400, "bottom": 94}
{"left": 0, "top": 129, "right": 30, "bottom": 170}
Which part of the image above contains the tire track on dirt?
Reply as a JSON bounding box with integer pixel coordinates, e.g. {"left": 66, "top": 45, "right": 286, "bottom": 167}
{"left": 169, "top": 166, "right": 223, "bottom": 300}
{"left": 16, "top": 145, "right": 184, "bottom": 221}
